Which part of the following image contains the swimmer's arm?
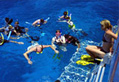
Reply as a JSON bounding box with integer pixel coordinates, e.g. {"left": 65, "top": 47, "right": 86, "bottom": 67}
{"left": 58, "top": 16, "right": 64, "bottom": 20}
{"left": 0, "top": 27, "right": 5, "bottom": 30}
{"left": 32, "top": 19, "right": 40, "bottom": 26}
{"left": 25, "top": 33, "right": 30, "bottom": 37}
{"left": 10, "top": 37, "right": 20, "bottom": 39}
{"left": 13, "top": 30, "right": 20, "bottom": 36}
{"left": 23, "top": 47, "right": 36, "bottom": 64}
{"left": 76, "top": 43, "right": 80, "bottom": 52}
{"left": 60, "top": 36, "right": 66, "bottom": 44}
{"left": 43, "top": 45, "right": 59, "bottom": 54}
{"left": 77, "top": 43, "right": 80, "bottom": 48}
{"left": 9, "top": 40, "right": 24, "bottom": 44}
{"left": 52, "top": 38, "right": 57, "bottom": 49}
{"left": 44, "top": 21, "right": 47, "bottom": 24}
{"left": 107, "top": 31, "right": 118, "bottom": 39}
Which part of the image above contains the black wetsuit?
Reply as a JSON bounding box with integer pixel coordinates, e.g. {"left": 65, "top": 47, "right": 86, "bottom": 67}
{"left": 15, "top": 26, "right": 25, "bottom": 34}
{"left": 15, "top": 26, "right": 25, "bottom": 33}
{"left": 64, "top": 34, "right": 80, "bottom": 46}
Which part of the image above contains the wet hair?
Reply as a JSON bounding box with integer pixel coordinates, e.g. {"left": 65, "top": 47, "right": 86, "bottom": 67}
{"left": 40, "top": 19, "right": 44, "bottom": 23}
{"left": 56, "top": 30, "right": 61, "bottom": 33}
{"left": 15, "top": 21, "right": 19, "bottom": 24}
{"left": 100, "top": 19, "right": 112, "bottom": 30}
{"left": 55, "top": 80, "right": 60, "bottom": 82}
{"left": 63, "top": 11, "right": 68, "bottom": 16}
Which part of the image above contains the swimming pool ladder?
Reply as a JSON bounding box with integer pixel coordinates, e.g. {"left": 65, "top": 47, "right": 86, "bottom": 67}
{"left": 108, "top": 25, "right": 119, "bottom": 82}
{"left": 89, "top": 53, "right": 112, "bottom": 82}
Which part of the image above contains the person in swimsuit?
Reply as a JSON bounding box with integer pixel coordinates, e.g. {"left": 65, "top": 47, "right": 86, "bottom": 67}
{"left": 64, "top": 34, "right": 80, "bottom": 52}
{"left": 13, "top": 21, "right": 28, "bottom": 36}
{"left": 86, "top": 19, "right": 118, "bottom": 59}
{"left": 32, "top": 19, "right": 47, "bottom": 27}
{"left": 0, "top": 18, "right": 14, "bottom": 35}
{"left": 0, "top": 36, "right": 24, "bottom": 45}
{"left": 66, "top": 17, "right": 88, "bottom": 37}
{"left": 52, "top": 30, "right": 80, "bottom": 52}
{"left": 52, "top": 30, "right": 66, "bottom": 51}
{"left": 23, "top": 43, "right": 59, "bottom": 64}
{"left": 59, "top": 11, "right": 68, "bottom": 20}
{"left": 58, "top": 11, "right": 71, "bottom": 22}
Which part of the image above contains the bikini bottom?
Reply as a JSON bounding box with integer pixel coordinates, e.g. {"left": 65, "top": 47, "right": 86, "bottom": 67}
{"left": 100, "top": 48, "right": 109, "bottom": 53}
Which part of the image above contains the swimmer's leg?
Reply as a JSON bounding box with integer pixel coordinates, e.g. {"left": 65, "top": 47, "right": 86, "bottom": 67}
{"left": 86, "top": 45, "right": 105, "bottom": 59}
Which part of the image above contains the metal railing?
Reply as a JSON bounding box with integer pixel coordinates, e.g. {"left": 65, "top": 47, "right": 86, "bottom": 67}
{"left": 108, "top": 24, "right": 119, "bottom": 82}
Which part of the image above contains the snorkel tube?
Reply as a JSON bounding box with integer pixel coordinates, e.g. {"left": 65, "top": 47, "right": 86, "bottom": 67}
{"left": 45, "top": 17, "right": 50, "bottom": 21}
{"left": 7, "top": 31, "right": 12, "bottom": 40}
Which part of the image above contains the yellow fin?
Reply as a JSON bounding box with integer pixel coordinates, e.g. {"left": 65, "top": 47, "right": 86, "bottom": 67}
{"left": 76, "top": 60, "right": 94, "bottom": 66}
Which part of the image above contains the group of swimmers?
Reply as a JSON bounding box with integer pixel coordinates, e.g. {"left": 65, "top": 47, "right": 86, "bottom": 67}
{"left": 0, "top": 11, "right": 118, "bottom": 66}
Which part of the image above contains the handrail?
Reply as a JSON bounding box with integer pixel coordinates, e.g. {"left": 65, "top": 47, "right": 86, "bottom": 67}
{"left": 108, "top": 23, "right": 119, "bottom": 82}
{"left": 110, "top": 53, "right": 119, "bottom": 82}
{"left": 89, "top": 24, "right": 119, "bottom": 82}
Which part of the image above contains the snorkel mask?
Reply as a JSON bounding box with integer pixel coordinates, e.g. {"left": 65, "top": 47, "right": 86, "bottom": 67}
{"left": 36, "top": 51, "right": 43, "bottom": 54}
{"left": 56, "top": 32, "right": 61, "bottom": 39}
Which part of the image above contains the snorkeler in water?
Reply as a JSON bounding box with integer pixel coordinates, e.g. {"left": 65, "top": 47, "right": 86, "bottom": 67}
{"left": 65, "top": 17, "right": 88, "bottom": 37}
{"left": 23, "top": 42, "right": 59, "bottom": 64}
{"left": 0, "top": 18, "right": 14, "bottom": 34}
{"left": 52, "top": 30, "right": 67, "bottom": 51}
{"left": 52, "top": 30, "right": 80, "bottom": 52}
{"left": 58, "top": 11, "right": 72, "bottom": 22}
{"left": 13, "top": 21, "right": 28, "bottom": 36}
{"left": 32, "top": 17, "right": 50, "bottom": 27}
{"left": 64, "top": 34, "right": 80, "bottom": 52}
{"left": 0, "top": 35, "right": 24, "bottom": 45}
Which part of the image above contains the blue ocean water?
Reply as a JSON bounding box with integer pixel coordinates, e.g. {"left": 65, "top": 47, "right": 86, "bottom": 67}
{"left": 0, "top": 0, "right": 119, "bottom": 82}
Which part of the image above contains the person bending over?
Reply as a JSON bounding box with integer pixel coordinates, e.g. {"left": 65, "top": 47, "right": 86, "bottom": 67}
{"left": 23, "top": 43, "right": 59, "bottom": 64}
